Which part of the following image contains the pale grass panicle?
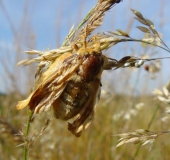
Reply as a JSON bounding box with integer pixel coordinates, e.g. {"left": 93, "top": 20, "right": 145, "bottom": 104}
{"left": 153, "top": 80, "right": 170, "bottom": 123}
{"left": 153, "top": 80, "right": 170, "bottom": 104}
{"left": 161, "top": 116, "right": 170, "bottom": 123}
{"left": 115, "top": 129, "right": 170, "bottom": 149}
{"left": 142, "top": 33, "right": 162, "bottom": 47}
{"left": 135, "top": 102, "right": 145, "bottom": 110}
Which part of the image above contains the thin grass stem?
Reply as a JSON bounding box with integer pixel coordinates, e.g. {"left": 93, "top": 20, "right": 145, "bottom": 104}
{"left": 23, "top": 111, "right": 34, "bottom": 160}
{"left": 115, "top": 39, "right": 170, "bottom": 53}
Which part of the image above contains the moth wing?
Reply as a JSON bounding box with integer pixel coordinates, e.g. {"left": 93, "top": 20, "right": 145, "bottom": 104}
{"left": 68, "top": 78, "right": 101, "bottom": 137}
{"left": 16, "top": 52, "right": 84, "bottom": 114}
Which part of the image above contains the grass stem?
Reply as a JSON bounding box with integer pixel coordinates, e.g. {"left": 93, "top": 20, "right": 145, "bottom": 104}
{"left": 23, "top": 111, "right": 34, "bottom": 160}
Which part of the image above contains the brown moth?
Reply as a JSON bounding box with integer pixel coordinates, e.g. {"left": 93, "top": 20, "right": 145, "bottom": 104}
{"left": 16, "top": 33, "right": 117, "bottom": 137}
{"left": 15, "top": 30, "right": 165, "bottom": 137}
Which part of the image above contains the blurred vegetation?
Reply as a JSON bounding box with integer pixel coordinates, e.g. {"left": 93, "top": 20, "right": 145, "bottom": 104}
{"left": 0, "top": 93, "right": 170, "bottom": 160}
{"left": 0, "top": 0, "right": 170, "bottom": 160}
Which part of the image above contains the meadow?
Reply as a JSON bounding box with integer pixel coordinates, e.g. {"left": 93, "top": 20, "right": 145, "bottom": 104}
{"left": 0, "top": 0, "right": 170, "bottom": 160}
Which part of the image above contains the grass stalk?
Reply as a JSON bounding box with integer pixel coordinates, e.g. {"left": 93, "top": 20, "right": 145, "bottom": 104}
{"left": 109, "top": 38, "right": 170, "bottom": 54}
{"left": 23, "top": 110, "right": 34, "bottom": 160}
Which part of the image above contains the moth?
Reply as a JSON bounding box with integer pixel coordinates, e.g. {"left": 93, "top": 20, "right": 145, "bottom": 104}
{"left": 16, "top": 33, "right": 118, "bottom": 137}
{"left": 16, "top": 29, "right": 166, "bottom": 137}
